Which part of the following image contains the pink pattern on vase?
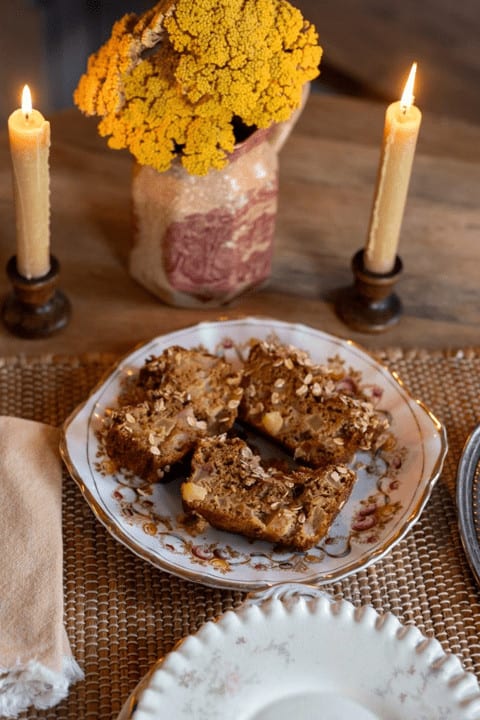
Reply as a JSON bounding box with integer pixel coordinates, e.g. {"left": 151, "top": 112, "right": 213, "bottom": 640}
{"left": 163, "top": 186, "right": 276, "bottom": 300}
{"left": 129, "top": 85, "right": 309, "bottom": 308}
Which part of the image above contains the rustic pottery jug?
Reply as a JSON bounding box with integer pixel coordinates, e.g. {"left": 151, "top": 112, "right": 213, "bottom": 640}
{"left": 129, "top": 88, "right": 309, "bottom": 308}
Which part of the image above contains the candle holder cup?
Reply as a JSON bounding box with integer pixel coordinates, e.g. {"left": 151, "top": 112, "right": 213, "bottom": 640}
{"left": 336, "top": 249, "right": 403, "bottom": 333}
{"left": 2, "top": 255, "right": 70, "bottom": 338}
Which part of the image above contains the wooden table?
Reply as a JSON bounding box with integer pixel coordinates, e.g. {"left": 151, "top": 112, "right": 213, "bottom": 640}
{"left": 296, "top": 0, "right": 480, "bottom": 125}
{"left": 0, "top": 91, "right": 479, "bottom": 358}
{"left": 2, "top": 92, "right": 480, "bottom": 720}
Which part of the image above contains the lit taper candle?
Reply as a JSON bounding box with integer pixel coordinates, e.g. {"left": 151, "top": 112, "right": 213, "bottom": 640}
{"left": 8, "top": 85, "right": 51, "bottom": 279}
{"left": 364, "top": 63, "right": 422, "bottom": 274}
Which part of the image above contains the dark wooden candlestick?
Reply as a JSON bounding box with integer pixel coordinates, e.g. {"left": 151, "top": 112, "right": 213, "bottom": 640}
{"left": 336, "top": 249, "right": 403, "bottom": 333}
{"left": 2, "top": 255, "right": 70, "bottom": 338}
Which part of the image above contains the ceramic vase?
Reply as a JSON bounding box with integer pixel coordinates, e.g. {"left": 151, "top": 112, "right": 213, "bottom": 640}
{"left": 129, "top": 87, "right": 309, "bottom": 308}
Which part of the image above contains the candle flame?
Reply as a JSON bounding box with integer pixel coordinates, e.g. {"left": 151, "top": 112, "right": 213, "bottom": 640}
{"left": 21, "top": 85, "right": 32, "bottom": 117}
{"left": 400, "top": 62, "right": 417, "bottom": 111}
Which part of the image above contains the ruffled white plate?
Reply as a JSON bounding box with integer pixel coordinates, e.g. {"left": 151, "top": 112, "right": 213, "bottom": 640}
{"left": 60, "top": 318, "right": 448, "bottom": 590}
{"left": 117, "top": 584, "right": 480, "bottom": 720}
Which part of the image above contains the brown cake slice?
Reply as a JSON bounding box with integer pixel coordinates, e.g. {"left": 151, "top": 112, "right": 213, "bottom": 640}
{"left": 239, "top": 339, "right": 389, "bottom": 467}
{"left": 103, "top": 346, "right": 244, "bottom": 482}
{"left": 181, "top": 435, "right": 356, "bottom": 551}
{"left": 128, "top": 345, "right": 243, "bottom": 433}
{"left": 103, "top": 395, "right": 207, "bottom": 483}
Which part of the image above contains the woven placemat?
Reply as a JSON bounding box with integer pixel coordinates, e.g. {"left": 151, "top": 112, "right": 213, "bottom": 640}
{"left": 1, "top": 348, "right": 480, "bottom": 720}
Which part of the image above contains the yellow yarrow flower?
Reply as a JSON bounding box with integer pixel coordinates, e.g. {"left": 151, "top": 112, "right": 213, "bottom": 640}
{"left": 74, "top": 0, "right": 322, "bottom": 175}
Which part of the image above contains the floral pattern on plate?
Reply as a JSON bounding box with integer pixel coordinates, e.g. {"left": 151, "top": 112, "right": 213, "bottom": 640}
{"left": 61, "top": 318, "right": 448, "bottom": 590}
{"left": 117, "top": 584, "right": 480, "bottom": 720}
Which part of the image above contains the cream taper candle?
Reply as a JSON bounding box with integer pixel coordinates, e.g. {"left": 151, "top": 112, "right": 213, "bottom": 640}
{"left": 8, "top": 85, "right": 51, "bottom": 279}
{"left": 364, "top": 63, "right": 422, "bottom": 275}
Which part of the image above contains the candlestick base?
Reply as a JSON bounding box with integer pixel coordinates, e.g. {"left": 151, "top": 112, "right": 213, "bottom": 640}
{"left": 2, "top": 255, "right": 70, "bottom": 339}
{"left": 335, "top": 249, "right": 403, "bottom": 333}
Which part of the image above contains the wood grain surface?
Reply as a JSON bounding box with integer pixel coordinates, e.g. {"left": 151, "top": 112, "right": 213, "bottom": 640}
{"left": 0, "top": 92, "right": 479, "bottom": 358}
{"left": 298, "top": 0, "right": 480, "bottom": 124}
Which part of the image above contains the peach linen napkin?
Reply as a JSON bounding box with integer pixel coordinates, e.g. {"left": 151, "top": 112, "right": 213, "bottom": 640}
{"left": 0, "top": 416, "right": 83, "bottom": 718}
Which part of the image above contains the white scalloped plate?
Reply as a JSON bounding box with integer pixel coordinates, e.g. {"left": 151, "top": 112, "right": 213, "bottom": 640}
{"left": 60, "top": 318, "right": 447, "bottom": 590}
{"left": 117, "top": 584, "right": 480, "bottom": 720}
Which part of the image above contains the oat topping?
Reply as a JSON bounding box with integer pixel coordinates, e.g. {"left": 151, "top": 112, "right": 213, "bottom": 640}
{"left": 238, "top": 338, "right": 390, "bottom": 469}
{"left": 99, "top": 336, "right": 392, "bottom": 548}
{"left": 182, "top": 435, "right": 356, "bottom": 551}
{"left": 102, "top": 346, "right": 244, "bottom": 484}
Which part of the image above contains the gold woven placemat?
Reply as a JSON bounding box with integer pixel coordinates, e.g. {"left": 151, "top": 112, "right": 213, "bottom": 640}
{"left": 1, "top": 348, "right": 480, "bottom": 720}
